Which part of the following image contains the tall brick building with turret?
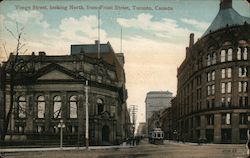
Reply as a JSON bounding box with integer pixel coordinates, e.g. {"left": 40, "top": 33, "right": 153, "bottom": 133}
{"left": 173, "top": 0, "right": 250, "bottom": 143}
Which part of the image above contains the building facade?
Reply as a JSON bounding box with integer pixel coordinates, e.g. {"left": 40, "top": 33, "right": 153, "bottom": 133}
{"left": 0, "top": 41, "right": 130, "bottom": 146}
{"left": 173, "top": 0, "right": 250, "bottom": 144}
{"left": 159, "top": 107, "right": 172, "bottom": 140}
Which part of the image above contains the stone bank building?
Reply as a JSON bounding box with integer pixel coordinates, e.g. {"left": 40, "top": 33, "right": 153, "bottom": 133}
{"left": 0, "top": 41, "right": 130, "bottom": 145}
{"left": 173, "top": 0, "right": 250, "bottom": 143}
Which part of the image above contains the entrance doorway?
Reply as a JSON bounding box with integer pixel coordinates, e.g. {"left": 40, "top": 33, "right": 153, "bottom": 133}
{"left": 102, "top": 125, "right": 110, "bottom": 143}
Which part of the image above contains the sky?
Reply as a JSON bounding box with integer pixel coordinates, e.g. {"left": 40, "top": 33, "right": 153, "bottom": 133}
{"left": 0, "top": 0, "right": 249, "bottom": 127}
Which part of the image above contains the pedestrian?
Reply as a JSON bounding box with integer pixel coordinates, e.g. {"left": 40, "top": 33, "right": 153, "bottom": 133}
{"left": 247, "top": 130, "right": 250, "bottom": 158}
{"left": 246, "top": 140, "right": 250, "bottom": 158}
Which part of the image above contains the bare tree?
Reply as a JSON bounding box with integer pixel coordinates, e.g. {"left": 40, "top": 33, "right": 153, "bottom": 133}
{"left": 0, "top": 22, "right": 27, "bottom": 143}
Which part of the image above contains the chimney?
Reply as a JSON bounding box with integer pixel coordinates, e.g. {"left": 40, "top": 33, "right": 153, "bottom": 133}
{"left": 95, "top": 40, "right": 100, "bottom": 45}
{"left": 189, "top": 33, "right": 194, "bottom": 47}
{"left": 220, "top": 0, "right": 232, "bottom": 10}
{"left": 39, "top": 51, "right": 46, "bottom": 56}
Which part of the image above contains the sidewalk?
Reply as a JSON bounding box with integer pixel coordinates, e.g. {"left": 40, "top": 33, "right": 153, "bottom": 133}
{"left": 0, "top": 144, "right": 134, "bottom": 153}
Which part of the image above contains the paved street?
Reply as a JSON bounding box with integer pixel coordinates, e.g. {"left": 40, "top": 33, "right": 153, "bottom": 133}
{"left": 1, "top": 139, "right": 248, "bottom": 158}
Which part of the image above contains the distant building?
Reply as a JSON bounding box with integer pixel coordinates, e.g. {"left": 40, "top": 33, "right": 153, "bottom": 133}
{"left": 145, "top": 91, "right": 173, "bottom": 132}
{"left": 136, "top": 122, "right": 147, "bottom": 136}
{"left": 173, "top": 0, "right": 250, "bottom": 144}
{"left": 0, "top": 41, "right": 130, "bottom": 146}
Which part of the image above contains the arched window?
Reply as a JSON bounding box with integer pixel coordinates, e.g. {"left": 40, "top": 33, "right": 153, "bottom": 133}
{"left": 243, "top": 48, "right": 248, "bottom": 60}
{"left": 220, "top": 50, "right": 226, "bottom": 62}
{"left": 237, "top": 48, "right": 242, "bottom": 60}
{"left": 97, "top": 98, "right": 104, "bottom": 115}
{"left": 37, "top": 96, "right": 45, "bottom": 118}
{"left": 18, "top": 96, "right": 26, "bottom": 118}
{"left": 227, "top": 48, "right": 232, "bottom": 61}
{"left": 53, "top": 96, "right": 62, "bottom": 118}
{"left": 69, "top": 96, "right": 77, "bottom": 118}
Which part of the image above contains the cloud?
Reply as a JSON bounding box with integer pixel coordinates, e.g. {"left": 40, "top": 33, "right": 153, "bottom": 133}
{"left": 181, "top": 18, "right": 209, "bottom": 30}
{"left": 117, "top": 13, "right": 202, "bottom": 43}
{"left": 59, "top": 15, "right": 107, "bottom": 42}
{"left": 7, "top": 10, "right": 49, "bottom": 28}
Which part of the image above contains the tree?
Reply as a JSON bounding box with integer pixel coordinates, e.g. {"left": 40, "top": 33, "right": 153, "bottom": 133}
{"left": 0, "top": 22, "right": 27, "bottom": 144}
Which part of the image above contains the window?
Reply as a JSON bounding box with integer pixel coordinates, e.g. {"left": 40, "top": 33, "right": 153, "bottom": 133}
{"left": 206, "top": 114, "right": 214, "bottom": 125}
{"left": 37, "top": 126, "right": 45, "bottom": 133}
{"left": 53, "top": 96, "right": 62, "bottom": 118}
{"left": 211, "top": 71, "right": 215, "bottom": 80}
{"left": 227, "top": 68, "right": 232, "bottom": 78}
{"left": 15, "top": 125, "right": 24, "bottom": 133}
{"left": 239, "top": 67, "right": 248, "bottom": 77}
{"left": 207, "top": 86, "right": 211, "bottom": 96}
{"left": 239, "top": 81, "right": 248, "bottom": 92}
{"left": 221, "top": 113, "right": 231, "bottom": 125}
{"left": 221, "top": 50, "right": 226, "bottom": 62}
{"left": 227, "top": 48, "right": 232, "bottom": 61}
{"left": 207, "top": 54, "right": 211, "bottom": 66}
{"left": 239, "top": 96, "right": 248, "bottom": 107}
{"left": 18, "top": 96, "right": 26, "bottom": 118}
{"left": 239, "top": 113, "right": 247, "bottom": 124}
{"left": 69, "top": 96, "right": 77, "bottom": 118}
{"left": 226, "top": 97, "right": 231, "bottom": 107}
{"left": 221, "top": 69, "right": 226, "bottom": 79}
{"left": 240, "top": 129, "right": 247, "bottom": 140}
{"left": 238, "top": 47, "right": 248, "bottom": 60}
{"left": 97, "top": 98, "right": 104, "bottom": 115}
{"left": 212, "top": 52, "right": 216, "bottom": 64}
{"left": 37, "top": 96, "right": 45, "bottom": 118}
{"left": 207, "top": 72, "right": 211, "bottom": 82}
{"left": 221, "top": 83, "right": 226, "bottom": 94}
{"left": 221, "top": 97, "right": 226, "bottom": 107}
{"left": 243, "top": 48, "right": 248, "bottom": 60}
{"left": 211, "top": 85, "right": 215, "bottom": 95}
{"left": 237, "top": 48, "right": 242, "bottom": 60}
{"left": 227, "top": 82, "right": 231, "bottom": 93}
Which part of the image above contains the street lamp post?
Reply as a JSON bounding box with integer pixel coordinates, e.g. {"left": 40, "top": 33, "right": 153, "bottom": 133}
{"left": 58, "top": 119, "right": 65, "bottom": 150}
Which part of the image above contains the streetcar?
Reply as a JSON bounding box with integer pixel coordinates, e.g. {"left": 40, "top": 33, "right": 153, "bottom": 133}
{"left": 148, "top": 128, "right": 164, "bottom": 144}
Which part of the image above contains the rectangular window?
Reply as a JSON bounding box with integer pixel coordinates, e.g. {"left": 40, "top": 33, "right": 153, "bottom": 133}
{"left": 240, "top": 129, "right": 247, "bottom": 140}
{"left": 211, "top": 85, "right": 215, "bottom": 95}
{"left": 221, "top": 83, "right": 225, "bottom": 94}
{"left": 221, "top": 113, "right": 231, "bottom": 125}
{"left": 239, "top": 67, "right": 247, "bottom": 77}
{"left": 221, "top": 69, "right": 226, "bottom": 79}
{"left": 212, "top": 71, "right": 215, "bottom": 80}
{"left": 212, "top": 53, "right": 216, "bottom": 64}
{"left": 226, "top": 97, "right": 231, "bottom": 107}
{"left": 227, "top": 49, "right": 233, "bottom": 61}
{"left": 207, "top": 86, "right": 211, "bottom": 96}
{"left": 206, "top": 114, "right": 214, "bottom": 125}
{"left": 243, "top": 48, "right": 248, "bottom": 60}
{"left": 227, "top": 68, "right": 232, "bottom": 78}
{"left": 239, "top": 113, "right": 247, "bottom": 124}
{"left": 221, "top": 97, "right": 225, "bottom": 107}
{"left": 207, "top": 72, "right": 211, "bottom": 82}
{"left": 207, "top": 54, "right": 211, "bottom": 66}
{"left": 227, "top": 82, "right": 231, "bottom": 93}
{"left": 221, "top": 50, "right": 226, "bottom": 62}
{"left": 237, "top": 48, "right": 242, "bottom": 60}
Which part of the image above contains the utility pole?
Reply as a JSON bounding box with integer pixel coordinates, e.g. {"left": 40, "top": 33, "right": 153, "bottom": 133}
{"left": 129, "top": 105, "right": 138, "bottom": 137}
{"left": 85, "top": 80, "right": 89, "bottom": 150}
